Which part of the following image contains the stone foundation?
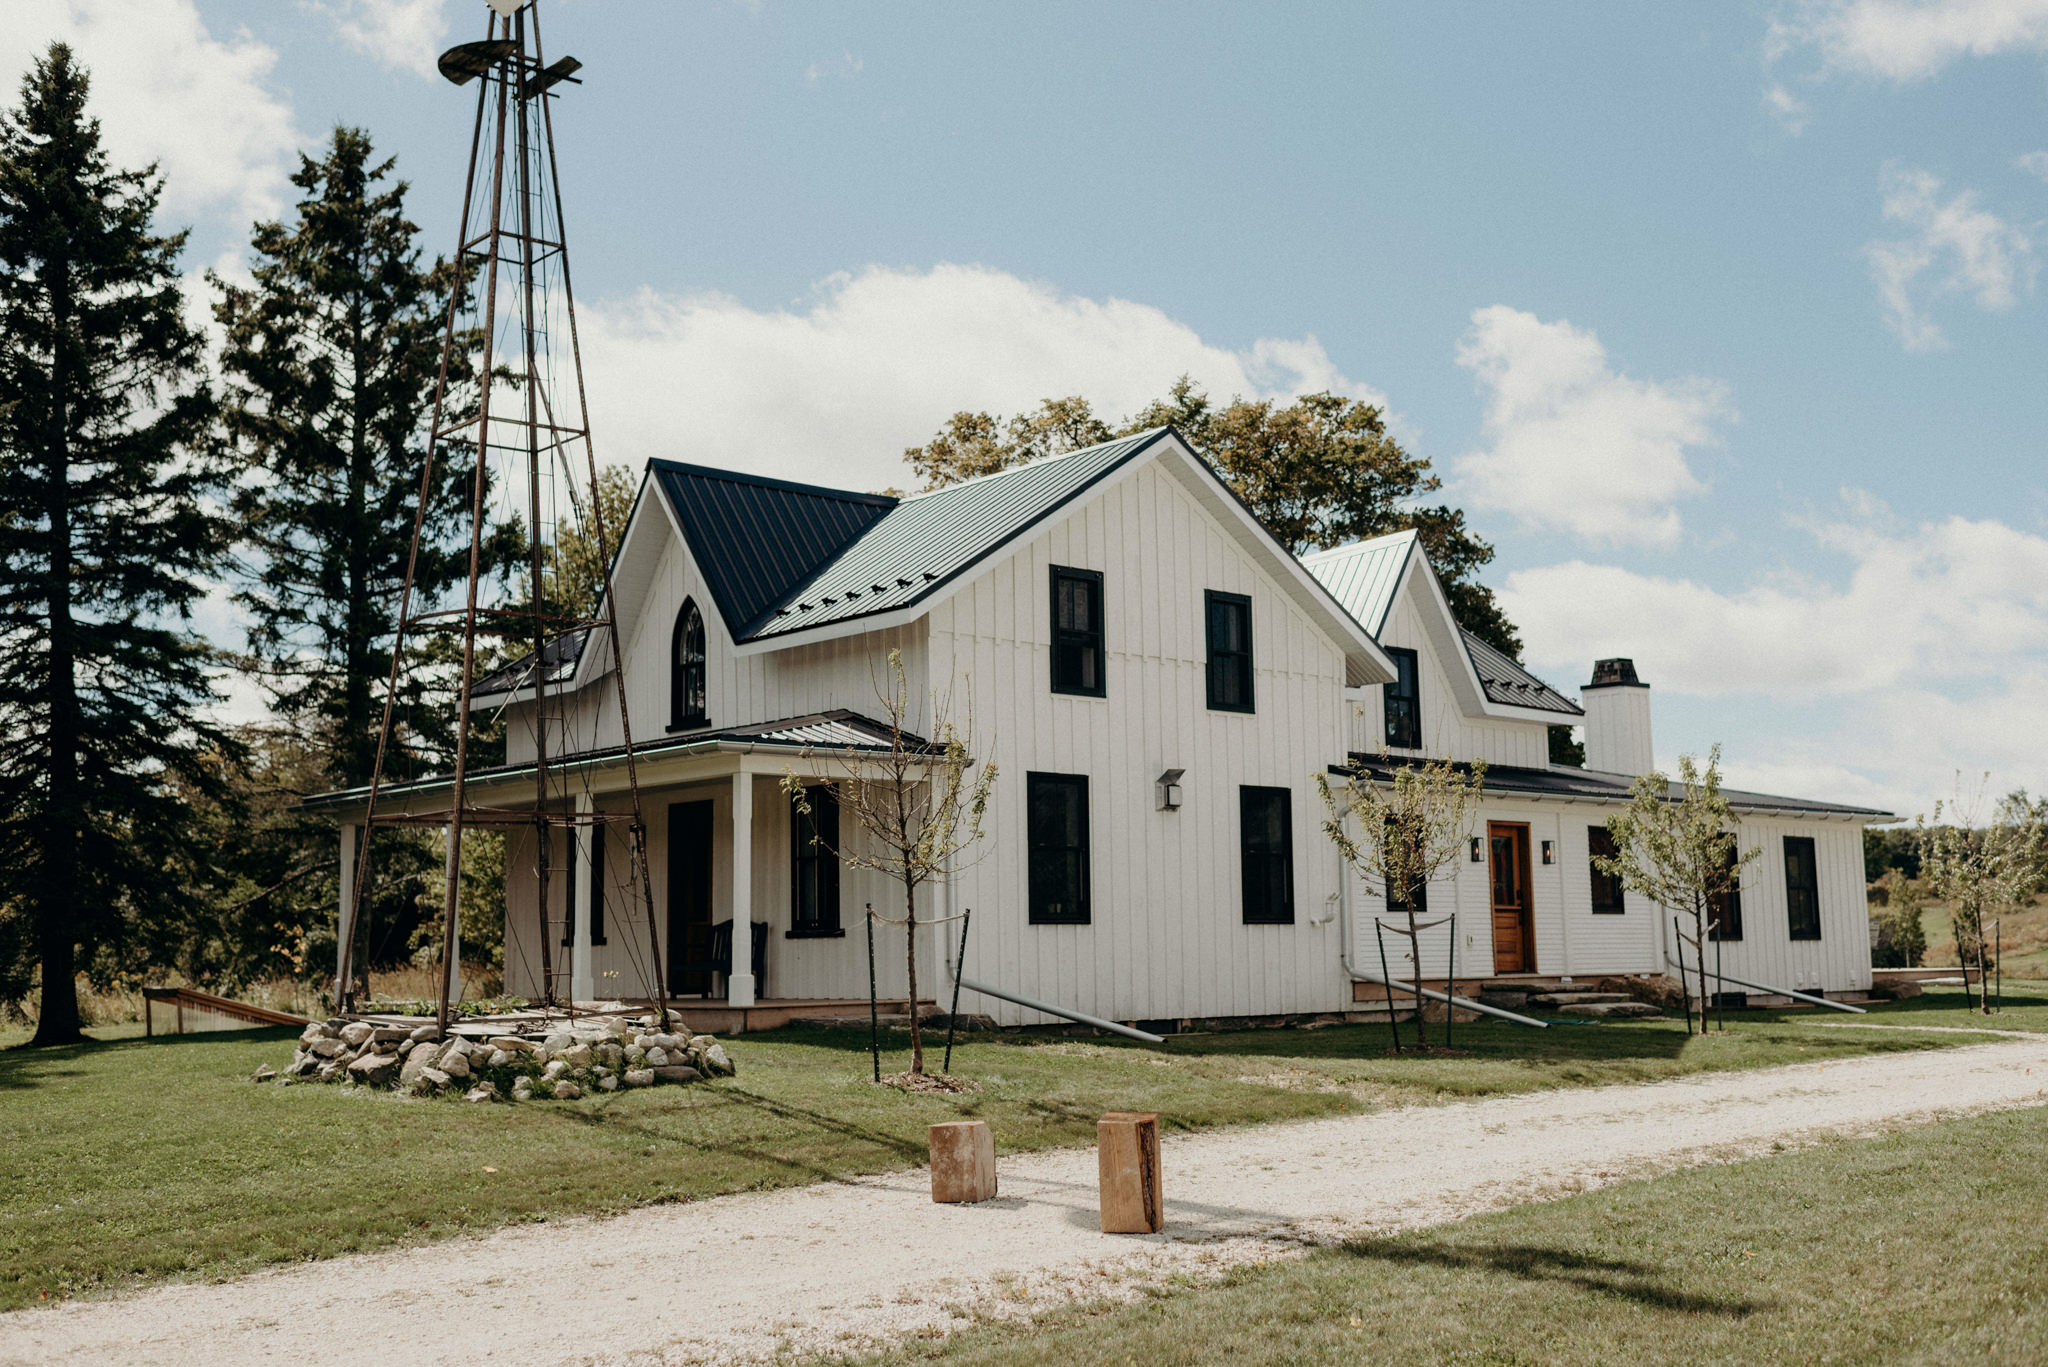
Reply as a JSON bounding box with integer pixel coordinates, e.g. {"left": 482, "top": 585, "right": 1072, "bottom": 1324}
{"left": 265, "top": 1011, "right": 737, "bottom": 1100}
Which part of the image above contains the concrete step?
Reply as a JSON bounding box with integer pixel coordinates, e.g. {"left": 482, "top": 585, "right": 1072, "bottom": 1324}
{"left": 1528, "top": 991, "right": 1633, "bottom": 1007}
{"left": 1557, "top": 1000, "right": 1663, "bottom": 1018}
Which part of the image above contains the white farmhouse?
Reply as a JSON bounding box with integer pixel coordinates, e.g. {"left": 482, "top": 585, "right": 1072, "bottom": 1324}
{"left": 309, "top": 428, "right": 1891, "bottom": 1030}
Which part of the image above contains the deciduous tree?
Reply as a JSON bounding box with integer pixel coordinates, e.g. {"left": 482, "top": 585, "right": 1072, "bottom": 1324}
{"left": 1919, "top": 780, "right": 2045, "bottom": 1015}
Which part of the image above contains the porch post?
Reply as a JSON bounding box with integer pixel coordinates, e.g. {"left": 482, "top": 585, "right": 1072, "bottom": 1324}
{"left": 728, "top": 772, "right": 756, "bottom": 1008}
{"left": 571, "top": 793, "right": 596, "bottom": 1003}
{"left": 335, "top": 822, "right": 359, "bottom": 1004}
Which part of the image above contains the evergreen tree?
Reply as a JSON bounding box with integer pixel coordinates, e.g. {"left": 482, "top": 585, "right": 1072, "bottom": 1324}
{"left": 0, "top": 45, "right": 233, "bottom": 1045}
{"left": 214, "top": 127, "right": 477, "bottom": 787}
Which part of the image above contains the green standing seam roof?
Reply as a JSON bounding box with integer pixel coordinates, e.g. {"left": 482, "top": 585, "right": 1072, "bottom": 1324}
{"left": 1300, "top": 530, "right": 1417, "bottom": 638}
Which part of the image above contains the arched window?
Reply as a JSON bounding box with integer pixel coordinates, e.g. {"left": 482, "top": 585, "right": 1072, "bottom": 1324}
{"left": 672, "top": 598, "right": 707, "bottom": 729}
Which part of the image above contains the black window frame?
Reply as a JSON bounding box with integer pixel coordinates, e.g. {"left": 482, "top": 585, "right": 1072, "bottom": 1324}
{"left": 1383, "top": 646, "right": 1421, "bottom": 749}
{"left": 1587, "top": 825, "right": 1625, "bottom": 914}
{"left": 670, "top": 597, "right": 708, "bottom": 731}
{"left": 1239, "top": 786, "right": 1296, "bottom": 925}
{"left": 1049, "top": 565, "right": 1106, "bottom": 698}
{"left": 1027, "top": 772, "right": 1091, "bottom": 925}
{"left": 1205, "top": 590, "right": 1255, "bottom": 713}
{"left": 1784, "top": 835, "right": 1821, "bottom": 942}
{"left": 788, "top": 785, "right": 844, "bottom": 938}
{"left": 1708, "top": 836, "right": 1744, "bottom": 941}
{"left": 562, "top": 824, "right": 607, "bottom": 947}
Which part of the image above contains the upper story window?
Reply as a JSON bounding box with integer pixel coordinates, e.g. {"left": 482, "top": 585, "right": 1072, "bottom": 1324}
{"left": 1708, "top": 837, "right": 1744, "bottom": 941}
{"left": 1205, "top": 590, "right": 1254, "bottom": 713}
{"left": 1784, "top": 835, "right": 1821, "bottom": 941}
{"left": 1239, "top": 786, "right": 1295, "bottom": 924}
{"left": 1384, "top": 647, "right": 1420, "bottom": 749}
{"left": 790, "top": 786, "right": 842, "bottom": 937}
{"left": 1587, "top": 825, "right": 1625, "bottom": 914}
{"left": 1027, "top": 772, "right": 1091, "bottom": 925}
{"left": 1050, "top": 566, "right": 1105, "bottom": 697}
{"left": 671, "top": 598, "right": 707, "bottom": 730}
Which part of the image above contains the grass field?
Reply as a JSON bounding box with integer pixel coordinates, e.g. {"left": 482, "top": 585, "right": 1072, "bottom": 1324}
{"left": 0, "top": 996, "right": 2014, "bottom": 1312}
{"left": 852, "top": 1100, "right": 2048, "bottom": 1366}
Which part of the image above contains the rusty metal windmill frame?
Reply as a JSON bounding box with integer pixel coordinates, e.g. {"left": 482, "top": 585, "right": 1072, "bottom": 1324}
{"left": 336, "top": 0, "right": 668, "bottom": 1034}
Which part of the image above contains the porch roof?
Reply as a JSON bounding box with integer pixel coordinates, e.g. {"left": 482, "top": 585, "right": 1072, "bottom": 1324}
{"left": 299, "top": 709, "right": 933, "bottom": 814}
{"left": 1331, "top": 753, "right": 1898, "bottom": 822}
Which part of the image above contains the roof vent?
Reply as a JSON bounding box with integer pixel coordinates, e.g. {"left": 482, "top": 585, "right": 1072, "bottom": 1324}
{"left": 1588, "top": 657, "right": 1642, "bottom": 688}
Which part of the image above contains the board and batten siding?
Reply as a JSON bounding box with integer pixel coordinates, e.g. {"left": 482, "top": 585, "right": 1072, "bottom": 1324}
{"left": 930, "top": 459, "right": 1353, "bottom": 1026}
{"left": 503, "top": 774, "right": 926, "bottom": 1004}
{"left": 503, "top": 524, "right": 931, "bottom": 767}
{"left": 1346, "top": 580, "right": 1552, "bottom": 769}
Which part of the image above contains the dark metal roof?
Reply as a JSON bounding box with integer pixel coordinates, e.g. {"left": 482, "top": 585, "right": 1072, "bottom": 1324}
{"left": 298, "top": 710, "right": 932, "bottom": 811}
{"left": 1461, "top": 630, "right": 1583, "bottom": 717}
{"left": 472, "top": 628, "right": 589, "bottom": 699}
{"left": 646, "top": 428, "right": 1169, "bottom": 644}
{"left": 1332, "top": 753, "right": 1896, "bottom": 820}
{"left": 648, "top": 461, "right": 897, "bottom": 639}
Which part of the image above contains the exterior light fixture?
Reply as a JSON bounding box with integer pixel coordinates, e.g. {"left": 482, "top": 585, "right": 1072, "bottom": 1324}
{"left": 1156, "top": 768, "right": 1185, "bottom": 811}
{"left": 1469, "top": 836, "right": 1483, "bottom": 862}
{"left": 1541, "top": 840, "right": 1556, "bottom": 865}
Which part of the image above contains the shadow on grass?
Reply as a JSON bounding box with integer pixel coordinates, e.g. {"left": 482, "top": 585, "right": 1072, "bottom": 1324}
{"left": 1339, "top": 1238, "right": 1773, "bottom": 1318}
{"left": 0, "top": 1024, "right": 300, "bottom": 1090}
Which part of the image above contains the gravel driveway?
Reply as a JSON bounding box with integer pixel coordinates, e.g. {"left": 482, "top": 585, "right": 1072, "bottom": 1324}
{"left": 6, "top": 1032, "right": 2045, "bottom": 1367}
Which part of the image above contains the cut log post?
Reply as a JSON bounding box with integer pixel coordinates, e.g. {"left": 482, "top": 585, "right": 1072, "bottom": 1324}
{"left": 929, "top": 1120, "right": 997, "bottom": 1203}
{"left": 1097, "top": 1111, "right": 1163, "bottom": 1233}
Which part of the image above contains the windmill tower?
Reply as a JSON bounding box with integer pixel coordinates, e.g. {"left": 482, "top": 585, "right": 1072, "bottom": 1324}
{"left": 339, "top": 0, "right": 667, "bottom": 1032}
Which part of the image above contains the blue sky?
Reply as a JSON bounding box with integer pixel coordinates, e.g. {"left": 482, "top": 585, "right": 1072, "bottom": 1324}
{"left": 13, "top": 0, "right": 2048, "bottom": 816}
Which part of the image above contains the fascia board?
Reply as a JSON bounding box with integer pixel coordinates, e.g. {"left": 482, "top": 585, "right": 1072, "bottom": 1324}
{"left": 1152, "top": 438, "right": 1396, "bottom": 687}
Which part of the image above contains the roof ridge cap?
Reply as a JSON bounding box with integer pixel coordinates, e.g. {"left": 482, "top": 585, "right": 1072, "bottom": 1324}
{"left": 899, "top": 426, "right": 1168, "bottom": 501}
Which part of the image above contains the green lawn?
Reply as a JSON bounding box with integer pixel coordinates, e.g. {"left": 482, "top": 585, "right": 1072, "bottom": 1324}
{"left": 852, "top": 1102, "right": 2048, "bottom": 1366}
{"left": 0, "top": 999, "right": 2010, "bottom": 1311}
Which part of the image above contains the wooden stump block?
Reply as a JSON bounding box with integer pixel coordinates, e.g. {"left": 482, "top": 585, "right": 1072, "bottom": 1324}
{"left": 1097, "top": 1111, "right": 1163, "bottom": 1233}
{"left": 929, "top": 1120, "right": 997, "bottom": 1203}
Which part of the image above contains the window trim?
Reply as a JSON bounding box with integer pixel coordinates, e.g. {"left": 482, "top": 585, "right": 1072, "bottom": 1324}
{"left": 1383, "top": 646, "right": 1421, "bottom": 749}
{"left": 1026, "top": 771, "right": 1091, "bottom": 926}
{"left": 1707, "top": 835, "right": 1744, "bottom": 941}
{"left": 1239, "top": 785, "right": 1296, "bottom": 925}
{"left": 562, "top": 824, "right": 607, "bottom": 947}
{"left": 1049, "top": 565, "right": 1107, "bottom": 698}
{"left": 670, "top": 597, "right": 708, "bottom": 732}
{"left": 1784, "top": 834, "right": 1821, "bottom": 942}
{"left": 1204, "top": 589, "right": 1255, "bottom": 714}
{"left": 788, "top": 784, "right": 844, "bottom": 939}
{"left": 1587, "top": 825, "right": 1625, "bottom": 914}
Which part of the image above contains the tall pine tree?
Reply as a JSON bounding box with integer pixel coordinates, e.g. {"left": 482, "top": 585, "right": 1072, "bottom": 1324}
{"left": 0, "top": 45, "right": 233, "bottom": 1045}
{"left": 215, "top": 127, "right": 476, "bottom": 787}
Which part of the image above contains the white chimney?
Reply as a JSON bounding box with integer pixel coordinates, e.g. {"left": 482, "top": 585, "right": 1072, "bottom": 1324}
{"left": 1580, "top": 657, "right": 1654, "bottom": 776}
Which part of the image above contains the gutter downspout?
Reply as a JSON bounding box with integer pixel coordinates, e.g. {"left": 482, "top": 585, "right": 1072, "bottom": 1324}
{"left": 1665, "top": 960, "right": 1866, "bottom": 1014}
{"left": 955, "top": 979, "right": 1164, "bottom": 1043}
{"left": 1333, "top": 805, "right": 1548, "bottom": 1030}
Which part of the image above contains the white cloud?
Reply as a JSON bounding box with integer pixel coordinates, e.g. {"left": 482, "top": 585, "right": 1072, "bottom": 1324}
{"left": 1865, "top": 164, "right": 2036, "bottom": 351}
{"left": 576, "top": 263, "right": 1385, "bottom": 492}
{"left": 1769, "top": 0, "right": 2048, "bottom": 82}
{"left": 3, "top": 0, "right": 300, "bottom": 225}
{"left": 1764, "top": 82, "right": 1810, "bottom": 132}
{"left": 311, "top": 0, "right": 452, "bottom": 80}
{"left": 1449, "top": 306, "right": 1730, "bottom": 549}
{"left": 2020, "top": 150, "right": 2048, "bottom": 182}
{"left": 805, "top": 52, "right": 864, "bottom": 85}
{"left": 1502, "top": 499, "right": 2048, "bottom": 813}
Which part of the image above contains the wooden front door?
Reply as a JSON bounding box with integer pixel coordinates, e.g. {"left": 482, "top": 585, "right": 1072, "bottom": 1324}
{"left": 1489, "top": 822, "right": 1535, "bottom": 973}
{"left": 668, "top": 800, "right": 714, "bottom": 994}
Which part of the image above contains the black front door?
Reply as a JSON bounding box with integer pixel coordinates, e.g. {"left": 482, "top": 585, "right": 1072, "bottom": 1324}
{"left": 668, "top": 800, "right": 714, "bottom": 994}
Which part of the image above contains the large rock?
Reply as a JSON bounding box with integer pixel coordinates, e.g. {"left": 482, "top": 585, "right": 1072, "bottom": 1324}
{"left": 400, "top": 1047, "right": 436, "bottom": 1087}
{"left": 436, "top": 1046, "right": 472, "bottom": 1081}
{"left": 464, "top": 1083, "right": 498, "bottom": 1103}
{"left": 560, "top": 1043, "right": 593, "bottom": 1068}
{"left": 347, "top": 1052, "right": 399, "bottom": 1083}
{"left": 339, "top": 1021, "right": 375, "bottom": 1047}
{"left": 597, "top": 1075, "right": 619, "bottom": 1091}
{"left": 420, "top": 1066, "right": 451, "bottom": 1091}
{"left": 553, "top": 1081, "right": 581, "bottom": 1100}
{"left": 371, "top": 1027, "right": 411, "bottom": 1044}
{"left": 408, "top": 1023, "right": 441, "bottom": 1043}
{"left": 1558, "top": 1000, "right": 1662, "bottom": 1018}
{"left": 298, "top": 1023, "right": 329, "bottom": 1046}
{"left": 486, "top": 1049, "right": 512, "bottom": 1069}
{"left": 644, "top": 1047, "right": 669, "bottom": 1068}
{"left": 651, "top": 1065, "right": 701, "bottom": 1085}
{"left": 622, "top": 1068, "right": 655, "bottom": 1088}
{"left": 309, "top": 1038, "right": 346, "bottom": 1058}
{"left": 488, "top": 1036, "right": 535, "bottom": 1054}
{"left": 702, "top": 1043, "right": 734, "bottom": 1077}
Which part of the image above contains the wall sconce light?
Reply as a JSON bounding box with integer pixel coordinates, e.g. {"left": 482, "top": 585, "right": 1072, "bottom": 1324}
{"left": 1541, "top": 840, "right": 1556, "bottom": 865}
{"left": 1156, "top": 768, "right": 1185, "bottom": 811}
{"left": 1469, "top": 836, "right": 1483, "bottom": 862}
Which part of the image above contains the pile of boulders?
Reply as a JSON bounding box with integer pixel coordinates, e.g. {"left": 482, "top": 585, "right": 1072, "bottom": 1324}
{"left": 264, "top": 1012, "right": 735, "bottom": 1101}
